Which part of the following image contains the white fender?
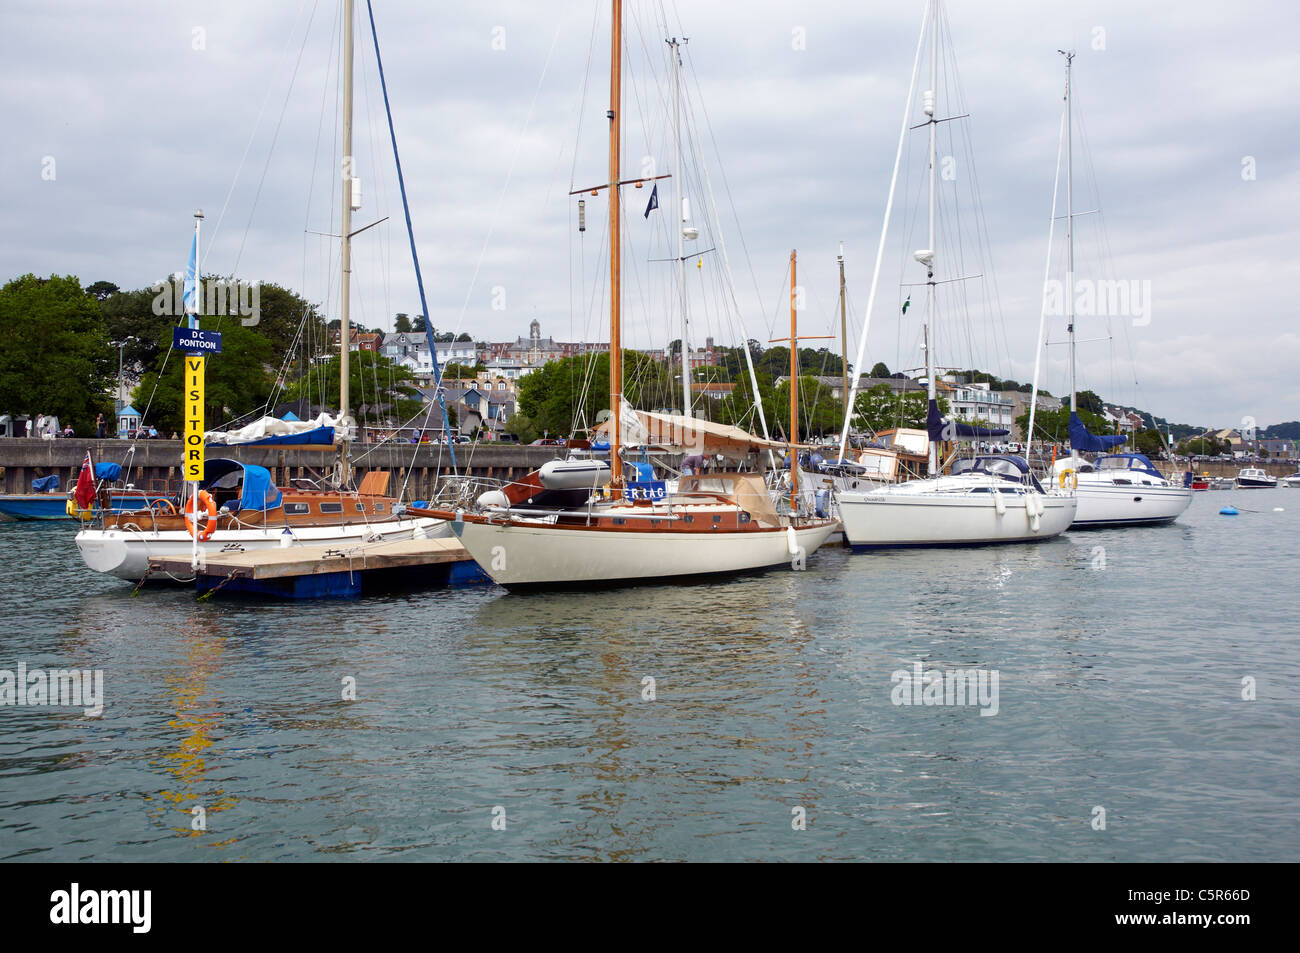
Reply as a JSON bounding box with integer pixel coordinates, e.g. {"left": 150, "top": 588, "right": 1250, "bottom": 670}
{"left": 787, "top": 526, "right": 800, "bottom": 556}
{"left": 994, "top": 491, "right": 1006, "bottom": 516}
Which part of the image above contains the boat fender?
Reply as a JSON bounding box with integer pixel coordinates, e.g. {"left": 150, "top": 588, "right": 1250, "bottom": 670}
{"left": 1059, "top": 469, "right": 1078, "bottom": 490}
{"left": 477, "top": 489, "right": 510, "bottom": 509}
{"left": 185, "top": 489, "right": 218, "bottom": 540}
{"left": 279, "top": 528, "right": 294, "bottom": 548}
{"left": 786, "top": 526, "right": 799, "bottom": 556}
{"left": 994, "top": 491, "right": 1006, "bottom": 516}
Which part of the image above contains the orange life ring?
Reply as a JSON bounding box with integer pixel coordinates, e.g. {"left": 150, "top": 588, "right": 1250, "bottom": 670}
{"left": 185, "top": 489, "right": 218, "bottom": 540}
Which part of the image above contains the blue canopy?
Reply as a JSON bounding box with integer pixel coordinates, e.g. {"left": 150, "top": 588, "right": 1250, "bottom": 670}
{"left": 927, "top": 399, "right": 1010, "bottom": 442}
{"left": 1097, "top": 453, "right": 1162, "bottom": 478}
{"left": 31, "top": 474, "right": 60, "bottom": 492}
{"left": 94, "top": 462, "right": 122, "bottom": 481}
{"left": 199, "top": 459, "right": 282, "bottom": 511}
{"left": 1069, "top": 412, "right": 1127, "bottom": 452}
{"left": 238, "top": 464, "right": 282, "bottom": 510}
{"left": 281, "top": 411, "right": 301, "bottom": 421}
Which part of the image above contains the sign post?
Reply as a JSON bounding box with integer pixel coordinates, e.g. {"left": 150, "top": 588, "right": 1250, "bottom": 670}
{"left": 184, "top": 356, "right": 205, "bottom": 482}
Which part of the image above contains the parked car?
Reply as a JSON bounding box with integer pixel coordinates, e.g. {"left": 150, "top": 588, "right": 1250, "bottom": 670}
{"left": 495, "top": 433, "right": 520, "bottom": 444}
{"left": 530, "top": 438, "right": 565, "bottom": 446}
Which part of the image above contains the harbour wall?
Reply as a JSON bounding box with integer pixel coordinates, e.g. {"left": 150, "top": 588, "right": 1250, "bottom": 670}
{"left": 0, "top": 439, "right": 564, "bottom": 500}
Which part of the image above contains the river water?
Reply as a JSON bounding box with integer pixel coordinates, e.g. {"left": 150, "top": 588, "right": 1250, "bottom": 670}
{"left": 1, "top": 489, "right": 1295, "bottom": 861}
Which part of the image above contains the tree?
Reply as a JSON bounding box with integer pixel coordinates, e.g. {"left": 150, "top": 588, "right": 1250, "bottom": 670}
{"left": 1075, "top": 389, "right": 1104, "bottom": 415}
{"left": 853, "top": 383, "right": 941, "bottom": 432}
{"left": 1016, "top": 406, "right": 1112, "bottom": 445}
{"left": 411, "top": 314, "right": 427, "bottom": 332}
{"left": 85, "top": 280, "right": 120, "bottom": 301}
{"left": 132, "top": 323, "right": 276, "bottom": 434}
{"left": 0, "top": 274, "right": 115, "bottom": 431}
{"left": 869, "top": 361, "right": 891, "bottom": 378}
{"left": 282, "top": 350, "right": 422, "bottom": 425}
{"left": 394, "top": 313, "right": 412, "bottom": 333}
{"left": 517, "top": 351, "right": 673, "bottom": 436}
{"left": 442, "top": 362, "right": 485, "bottom": 379}
{"left": 773, "top": 376, "right": 843, "bottom": 438}
{"left": 455, "top": 332, "right": 472, "bottom": 342}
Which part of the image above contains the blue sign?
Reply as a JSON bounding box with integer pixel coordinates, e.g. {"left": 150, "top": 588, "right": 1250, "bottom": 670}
{"left": 626, "top": 480, "right": 667, "bottom": 501}
{"left": 173, "top": 327, "right": 223, "bottom": 355}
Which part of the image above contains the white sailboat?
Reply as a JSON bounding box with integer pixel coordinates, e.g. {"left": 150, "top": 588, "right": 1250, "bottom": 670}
{"left": 1040, "top": 52, "right": 1192, "bottom": 528}
{"left": 75, "top": 0, "right": 444, "bottom": 583}
{"left": 837, "top": 0, "right": 1075, "bottom": 549}
{"left": 415, "top": 1, "right": 836, "bottom": 588}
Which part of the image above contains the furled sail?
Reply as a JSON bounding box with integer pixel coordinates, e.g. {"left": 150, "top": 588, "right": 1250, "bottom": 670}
{"left": 1068, "top": 411, "right": 1126, "bottom": 452}
{"left": 926, "top": 399, "right": 1010, "bottom": 442}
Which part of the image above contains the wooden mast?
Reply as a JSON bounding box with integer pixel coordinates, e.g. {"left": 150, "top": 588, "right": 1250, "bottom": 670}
{"left": 769, "top": 249, "right": 831, "bottom": 514}
{"left": 608, "top": 0, "right": 623, "bottom": 493}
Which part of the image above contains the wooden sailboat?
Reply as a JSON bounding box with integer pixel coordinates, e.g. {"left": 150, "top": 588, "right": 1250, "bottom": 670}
{"left": 414, "top": 0, "right": 836, "bottom": 588}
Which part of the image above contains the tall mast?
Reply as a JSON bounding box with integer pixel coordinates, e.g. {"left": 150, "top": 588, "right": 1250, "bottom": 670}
{"left": 670, "top": 37, "right": 690, "bottom": 419}
{"left": 608, "top": 0, "right": 623, "bottom": 491}
{"left": 339, "top": 0, "right": 355, "bottom": 482}
{"left": 838, "top": 242, "right": 848, "bottom": 421}
{"left": 1062, "top": 50, "right": 1076, "bottom": 451}
{"left": 789, "top": 250, "right": 798, "bottom": 511}
{"left": 923, "top": 0, "right": 938, "bottom": 475}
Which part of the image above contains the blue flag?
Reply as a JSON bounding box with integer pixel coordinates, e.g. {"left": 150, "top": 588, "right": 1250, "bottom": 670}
{"left": 644, "top": 183, "right": 659, "bottom": 219}
{"left": 182, "top": 230, "right": 199, "bottom": 315}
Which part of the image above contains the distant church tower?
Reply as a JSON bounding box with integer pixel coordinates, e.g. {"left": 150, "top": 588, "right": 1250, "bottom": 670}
{"left": 529, "top": 319, "right": 541, "bottom": 345}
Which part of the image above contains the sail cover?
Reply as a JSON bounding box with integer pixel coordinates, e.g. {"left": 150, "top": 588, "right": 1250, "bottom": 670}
{"left": 926, "top": 399, "right": 1010, "bottom": 442}
{"left": 1068, "top": 411, "right": 1127, "bottom": 452}
{"left": 238, "top": 465, "right": 282, "bottom": 511}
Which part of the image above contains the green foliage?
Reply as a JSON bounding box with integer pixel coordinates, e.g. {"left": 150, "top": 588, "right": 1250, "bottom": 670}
{"left": 0, "top": 274, "right": 114, "bottom": 431}
{"left": 393, "top": 313, "right": 412, "bottom": 333}
{"left": 1133, "top": 428, "right": 1168, "bottom": 456}
{"left": 442, "top": 362, "right": 485, "bottom": 379}
{"left": 869, "top": 361, "right": 891, "bottom": 378}
{"left": 1016, "top": 406, "right": 1112, "bottom": 445}
{"left": 517, "top": 351, "right": 674, "bottom": 437}
{"left": 773, "top": 376, "right": 843, "bottom": 438}
{"left": 853, "top": 383, "right": 942, "bottom": 432}
{"left": 283, "top": 350, "right": 421, "bottom": 425}
{"left": 1177, "top": 435, "right": 1223, "bottom": 456}
{"left": 132, "top": 324, "right": 276, "bottom": 433}
{"left": 1075, "top": 389, "right": 1104, "bottom": 415}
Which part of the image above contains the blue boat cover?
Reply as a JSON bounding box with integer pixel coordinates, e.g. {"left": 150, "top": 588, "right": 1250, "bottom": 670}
{"left": 31, "top": 474, "right": 60, "bottom": 491}
{"left": 1098, "top": 453, "right": 1161, "bottom": 478}
{"left": 1069, "top": 411, "right": 1127, "bottom": 452}
{"left": 927, "top": 399, "right": 1010, "bottom": 442}
{"left": 237, "top": 464, "right": 282, "bottom": 510}
{"left": 234, "top": 426, "right": 335, "bottom": 447}
{"left": 94, "top": 462, "right": 122, "bottom": 481}
{"left": 199, "top": 459, "right": 282, "bottom": 510}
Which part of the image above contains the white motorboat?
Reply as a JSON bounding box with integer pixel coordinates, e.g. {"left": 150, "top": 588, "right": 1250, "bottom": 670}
{"left": 1279, "top": 473, "right": 1300, "bottom": 487}
{"left": 1236, "top": 467, "right": 1277, "bottom": 488}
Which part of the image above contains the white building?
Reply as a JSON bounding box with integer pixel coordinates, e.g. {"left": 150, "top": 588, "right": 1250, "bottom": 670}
{"left": 381, "top": 332, "right": 478, "bottom": 375}
{"left": 943, "top": 381, "right": 1015, "bottom": 430}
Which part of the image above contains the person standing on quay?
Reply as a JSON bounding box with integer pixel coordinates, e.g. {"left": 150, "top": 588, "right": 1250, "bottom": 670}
{"left": 95, "top": 412, "right": 105, "bottom": 439}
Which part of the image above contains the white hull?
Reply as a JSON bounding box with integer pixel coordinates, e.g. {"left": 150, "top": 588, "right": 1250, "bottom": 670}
{"left": 76, "top": 517, "right": 449, "bottom": 581}
{"left": 1281, "top": 476, "right": 1300, "bottom": 488}
{"left": 451, "top": 517, "right": 838, "bottom": 588}
{"left": 1071, "top": 476, "right": 1193, "bottom": 527}
{"left": 839, "top": 477, "right": 1076, "bottom": 548}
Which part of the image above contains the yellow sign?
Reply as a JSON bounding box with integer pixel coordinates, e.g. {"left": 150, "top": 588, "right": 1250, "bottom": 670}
{"left": 184, "top": 355, "right": 205, "bottom": 481}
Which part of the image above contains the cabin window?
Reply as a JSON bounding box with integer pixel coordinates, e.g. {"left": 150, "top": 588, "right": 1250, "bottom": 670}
{"left": 739, "top": 512, "right": 751, "bottom": 524}
{"left": 374, "top": 503, "right": 385, "bottom": 513}
{"left": 284, "top": 502, "right": 310, "bottom": 515}
{"left": 683, "top": 514, "right": 694, "bottom": 523}
{"left": 613, "top": 517, "right": 626, "bottom": 526}
{"left": 712, "top": 515, "right": 722, "bottom": 523}
{"left": 355, "top": 503, "right": 365, "bottom": 513}
{"left": 320, "top": 502, "right": 344, "bottom": 514}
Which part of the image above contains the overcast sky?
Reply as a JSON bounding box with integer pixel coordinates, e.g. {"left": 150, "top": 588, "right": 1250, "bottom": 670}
{"left": 3, "top": 1, "right": 1298, "bottom": 428}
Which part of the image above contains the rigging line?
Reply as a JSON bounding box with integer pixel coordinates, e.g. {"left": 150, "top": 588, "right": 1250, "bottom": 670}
{"left": 449, "top": 10, "right": 567, "bottom": 341}
{"left": 365, "top": 0, "right": 457, "bottom": 469}
{"left": 229, "top": 0, "right": 322, "bottom": 279}
{"left": 205, "top": 0, "right": 317, "bottom": 269}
